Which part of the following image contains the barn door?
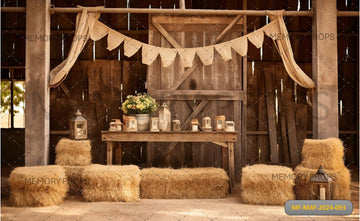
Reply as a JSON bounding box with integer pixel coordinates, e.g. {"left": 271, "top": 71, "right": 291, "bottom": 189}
{"left": 147, "top": 15, "right": 246, "bottom": 183}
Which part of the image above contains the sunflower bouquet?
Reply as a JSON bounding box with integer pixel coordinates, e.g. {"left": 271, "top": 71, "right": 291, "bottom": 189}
{"left": 121, "top": 93, "right": 158, "bottom": 114}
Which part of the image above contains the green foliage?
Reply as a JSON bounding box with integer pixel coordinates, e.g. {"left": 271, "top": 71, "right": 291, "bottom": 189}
{"left": 1, "top": 81, "right": 25, "bottom": 114}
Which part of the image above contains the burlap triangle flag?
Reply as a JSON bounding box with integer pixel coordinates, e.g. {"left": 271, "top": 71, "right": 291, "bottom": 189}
{"left": 177, "top": 48, "right": 196, "bottom": 68}
{"left": 214, "top": 42, "right": 232, "bottom": 61}
{"left": 230, "top": 36, "right": 248, "bottom": 57}
{"left": 247, "top": 29, "right": 264, "bottom": 48}
{"left": 196, "top": 46, "right": 214, "bottom": 66}
{"left": 89, "top": 20, "right": 109, "bottom": 41}
{"left": 142, "top": 44, "right": 160, "bottom": 65}
{"left": 263, "top": 20, "right": 281, "bottom": 40}
{"left": 159, "top": 48, "right": 177, "bottom": 67}
{"left": 107, "top": 29, "right": 125, "bottom": 50}
{"left": 124, "top": 37, "right": 143, "bottom": 57}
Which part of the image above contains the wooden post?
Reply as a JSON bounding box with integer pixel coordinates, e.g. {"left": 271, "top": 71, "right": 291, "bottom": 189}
{"left": 312, "top": 0, "right": 338, "bottom": 138}
{"left": 25, "top": 0, "right": 51, "bottom": 166}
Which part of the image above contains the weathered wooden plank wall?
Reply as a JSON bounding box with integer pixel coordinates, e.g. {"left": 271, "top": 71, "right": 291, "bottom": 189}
{"left": 49, "top": 60, "right": 146, "bottom": 165}
{"left": 146, "top": 15, "right": 244, "bottom": 184}
{"left": 1, "top": 0, "right": 358, "bottom": 170}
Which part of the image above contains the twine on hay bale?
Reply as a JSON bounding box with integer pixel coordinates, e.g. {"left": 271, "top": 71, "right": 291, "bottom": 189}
{"left": 8, "top": 165, "right": 68, "bottom": 207}
{"left": 55, "top": 138, "right": 92, "bottom": 166}
{"left": 301, "top": 138, "right": 345, "bottom": 170}
{"left": 82, "top": 164, "right": 140, "bottom": 202}
{"left": 63, "top": 166, "right": 86, "bottom": 195}
{"left": 140, "top": 167, "right": 229, "bottom": 199}
{"left": 241, "top": 164, "right": 295, "bottom": 205}
{"left": 294, "top": 165, "right": 351, "bottom": 200}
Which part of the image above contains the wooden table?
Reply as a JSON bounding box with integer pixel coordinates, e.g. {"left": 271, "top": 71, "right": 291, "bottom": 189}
{"left": 101, "top": 131, "right": 237, "bottom": 188}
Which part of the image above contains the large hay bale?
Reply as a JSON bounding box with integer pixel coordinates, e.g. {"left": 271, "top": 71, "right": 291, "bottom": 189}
{"left": 294, "top": 165, "right": 351, "bottom": 200}
{"left": 63, "top": 166, "right": 86, "bottom": 195}
{"left": 82, "top": 164, "right": 140, "bottom": 202}
{"left": 301, "top": 138, "right": 345, "bottom": 170}
{"left": 55, "top": 138, "right": 92, "bottom": 166}
{"left": 8, "top": 165, "right": 68, "bottom": 207}
{"left": 241, "top": 164, "right": 295, "bottom": 205}
{"left": 140, "top": 167, "right": 229, "bottom": 199}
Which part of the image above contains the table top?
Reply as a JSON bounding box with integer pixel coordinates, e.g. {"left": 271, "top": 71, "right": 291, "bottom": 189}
{"left": 101, "top": 131, "right": 237, "bottom": 142}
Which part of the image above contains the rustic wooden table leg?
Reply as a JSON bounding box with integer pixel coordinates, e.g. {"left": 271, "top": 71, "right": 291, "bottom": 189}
{"left": 107, "top": 141, "right": 114, "bottom": 165}
{"left": 115, "top": 142, "right": 122, "bottom": 165}
{"left": 222, "top": 146, "right": 229, "bottom": 172}
{"left": 228, "top": 142, "right": 235, "bottom": 190}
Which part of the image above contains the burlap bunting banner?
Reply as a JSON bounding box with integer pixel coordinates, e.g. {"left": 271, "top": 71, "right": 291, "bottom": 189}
{"left": 247, "top": 29, "right": 264, "bottom": 49}
{"left": 159, "top": 48, "right": 177, "bottom": 67}
{"left": 124, "top": 37, "right": 142, "bottom": 57}
{"left": 49, "top": 8, "right": 315, "bottom": 89}
{"left": 230, "top": 36, "right": 248, "bottom": 57}
{"left": 107, "top": 29, "right": 125, "bottom": 51}
{"left": 142, "top": 44, "right": 160, "bottom": 65}
{"left": 196, "top": 46, "right": 214, "bottom": 66}
{"left": 214, "top": 42, "right": 232, "bottom": 61}
{"left": 177, "top": 48, "right": 196, "bottom": 68}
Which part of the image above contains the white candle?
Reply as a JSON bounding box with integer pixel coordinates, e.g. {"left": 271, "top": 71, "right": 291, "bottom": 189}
{"left": 320, "top": 187, "right": 326, "bottom": 200}
{"left": 192, "top": 125, "right": 198, "bottom": 131}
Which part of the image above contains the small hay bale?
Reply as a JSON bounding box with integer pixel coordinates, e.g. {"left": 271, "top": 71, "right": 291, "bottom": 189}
{"left": 55, "top": 138, "right": 92, "bottom": 166}
{"left": 82, "top": 164, "right": 140, "bottom": 202}
{"left": 294, "top": 165, "right": 351, "bottom": 200}
{"left": 8, "top": 165, "right": 68, "bottom": 207}
{"left": 241, "top": 164, "right": 295, "bottom": 205}
{"left": 301, "top": 138, "right": 345, "bottom": 170}
{"left": 140, "top": 167, "right": 229, "bottom": 199}
{"left": 63, "top": 166, "right": 86, "bottom": 195}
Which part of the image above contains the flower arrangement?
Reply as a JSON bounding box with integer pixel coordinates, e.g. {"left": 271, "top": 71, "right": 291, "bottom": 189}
{"left": 122, "top": 93, "right": 158, "bottom": 114}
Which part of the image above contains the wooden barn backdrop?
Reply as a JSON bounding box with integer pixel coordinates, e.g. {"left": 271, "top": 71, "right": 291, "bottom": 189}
{"left": 1, "top": 0, "right": 359, "bottom": 184}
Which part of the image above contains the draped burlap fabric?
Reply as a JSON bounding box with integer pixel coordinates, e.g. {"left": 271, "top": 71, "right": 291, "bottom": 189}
{"left": 49, "top": 7, "right": 104, "bottom": 87}
{"left": 49, "top": 8, "right": 315, "bottom": 89}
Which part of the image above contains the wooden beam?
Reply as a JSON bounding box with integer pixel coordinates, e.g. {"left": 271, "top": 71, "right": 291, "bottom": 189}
{"left": 214, "top": 15, "right": 242, "bottom": 43}
{"left": 212, "top": 142, "right": 228, "bottom": 147}
{"left": 152, "top": 16, "right": 244, "bottom": 25}
{"left": 2, "top": 7, "right": 358, "bottom": 17}
{"left": 152, "top": 22, "right": 182, "bottom": 49}
{"left": 25, "top": 0, "right": 50, "bottom": 166}
{"left": 59, "top": 84, "right": 71, "bottom": 98}
{"left": 312, "top": 0, "right": 338, "bottom": 138}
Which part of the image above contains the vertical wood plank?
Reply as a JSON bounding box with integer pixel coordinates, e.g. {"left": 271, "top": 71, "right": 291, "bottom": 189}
{"left": 264, "top": 66, "right": 279, "bottom": 163}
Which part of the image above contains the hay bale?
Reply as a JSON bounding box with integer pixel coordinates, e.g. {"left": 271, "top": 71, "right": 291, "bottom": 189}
{"left": 82, "top": 164, "right": 140, "bottom": 202}
{"left": 301, "top": 138, "right": 345, "bottom": 170}
{"left": 8, "top": 165, "right": 68, "bottom": 207}
{"left": 63, "top": 166, "right": 86, "bottom": 195}
{"left": 294, "top": 165, "right": 351, "bottom": 200}
{"left": 241, "top": 164, "right": 295, "bottom": 205}
{"left": 140, "top": 167, "right": 229, "bottom": 199}
{"left": 55, "top": 138, "right": 92, "bottom": 166}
